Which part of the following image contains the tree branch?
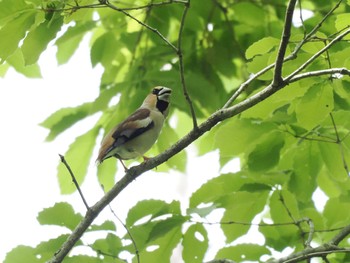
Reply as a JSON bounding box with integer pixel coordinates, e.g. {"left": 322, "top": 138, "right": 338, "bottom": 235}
{"left": 273, "top": 0, "right": 297, "bottom": 87}
{"left": 285, "top": 27, "right": 350, "bottom": 81}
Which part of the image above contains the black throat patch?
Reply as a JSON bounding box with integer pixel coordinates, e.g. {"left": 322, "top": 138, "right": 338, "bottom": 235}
{"left": 157, "top": 100, "right": 169, "bottom": 114}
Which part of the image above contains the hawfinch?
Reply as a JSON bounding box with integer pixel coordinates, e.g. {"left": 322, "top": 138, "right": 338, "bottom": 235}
{"left": 96, "top": 86, "right": 172, "bottom": 170}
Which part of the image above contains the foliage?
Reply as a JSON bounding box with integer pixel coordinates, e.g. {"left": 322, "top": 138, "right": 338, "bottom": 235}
{"left": 2, "top": 0, "right": 350, "bottom": 262}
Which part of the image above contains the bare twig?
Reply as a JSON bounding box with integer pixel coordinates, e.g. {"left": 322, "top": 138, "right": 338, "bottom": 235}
{"left": 177, "top": 0, "right": 198, "bottom": 129}
{"left": 58, "top": 154, "right": 89, "bottom": 210}
{"left": 285, "top": 27, "right": 350, "bottom": 81}
{"left": 273, "top": 0, "right": 297, "bottom": 87}
{"left": 103, "top": 0, "right": 178, "bottom": 52}
{"left": 108, "top": 205, "right": 140, "bottom": 263}
{"left": 330, "top": 112, "right": 350, "bottom": 176}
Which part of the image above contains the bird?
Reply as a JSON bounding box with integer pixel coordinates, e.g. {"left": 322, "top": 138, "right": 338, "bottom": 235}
{"left": 96, "top": 86, "right": 172, "bottom": 170}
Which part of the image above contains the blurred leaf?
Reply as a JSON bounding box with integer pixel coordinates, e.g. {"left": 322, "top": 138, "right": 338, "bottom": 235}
{"left": 246, "top": 37, "right": 280, "bottom": 59}
{"left": 37, "top": 202, "right": 83, "bottom": 230}
{"left": 89, "top": 220, "right": 116, "bottom": 232}
{"left": 91, "top": 233, "right": 123, "bottom": 257}
{"left": 324, "top": 197, "right": 350, "bottom": 228}
{"left": 182, "top": 224, "right": 208, "bottom": 263}
{"left": 126, "top": 199, "right": 181, "bottom": 227}
{"left": 215, "top": 119, "right": 276, "bottom": 165}
{"left": 147, "top": 215, "right": 186, "bottom": 243}
{"left": 0, "top": 10, "right": 36, "bottom": 61}
{"left": 97, "top": 158, "right": 117, "bottom": 192}
{"left": 55, "top": 21, "right": 96, "bottom": 64}
{"left": 21, "top": 16, "right": 64, "bottom": 65}
{"left": 295, "top": 83, "right": 334, "bottom": 130}
{"left": 4, "top": 246, "right": 41, "bottom": 263}
{"left": 221, "top": 191, "right": 269, "bottom": 242}
{"left": 318, "top": 142, "right": 349, "bottom": 182}
{"left": 247, "top": 131, "right": 285, "bottom": 172}
{"left": 216, "top": 244, "right": 270, "bottom": 262}
{"left": 57, "top": 127, "right": 99, "bottom": 194}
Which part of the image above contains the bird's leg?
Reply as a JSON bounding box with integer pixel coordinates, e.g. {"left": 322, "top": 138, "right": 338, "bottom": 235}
{"left": 143, "top": 156, "right": 150, "bottom": 161}
{"left": 118, "top": 159, "right": 128, "bottom": 171}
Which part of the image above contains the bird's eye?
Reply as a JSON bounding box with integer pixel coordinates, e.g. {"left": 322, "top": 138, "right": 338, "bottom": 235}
{"left": 152, "top": 88, "right": 162, "bottom": 95}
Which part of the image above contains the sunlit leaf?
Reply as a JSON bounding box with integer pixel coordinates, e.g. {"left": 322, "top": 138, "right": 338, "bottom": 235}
{"left": 182, "top": 224, "right": 208, "bottom": 263}
{"left": 37, "top": 202, "right": 83, "bottom": 230}
{"left": 57, "top": 127, "right": 99, "bottom": 194}
{"left": 216, "top": 244, "right": 270, "bottom": 262}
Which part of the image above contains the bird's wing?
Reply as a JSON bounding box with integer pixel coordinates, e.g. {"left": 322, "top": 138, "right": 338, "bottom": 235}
{"left": 111, "top": 108, "right": 154, "bottom": 147}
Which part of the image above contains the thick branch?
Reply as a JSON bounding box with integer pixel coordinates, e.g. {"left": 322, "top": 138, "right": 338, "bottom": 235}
{"left": 273, "top": 0, "right": 297, "bottom": 87}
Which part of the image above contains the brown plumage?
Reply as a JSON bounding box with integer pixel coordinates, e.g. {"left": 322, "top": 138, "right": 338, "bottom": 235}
{"left": 96, "top": 86, "right": 172, "bottom": 170}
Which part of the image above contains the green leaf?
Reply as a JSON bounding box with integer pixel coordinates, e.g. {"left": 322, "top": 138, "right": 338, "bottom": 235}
{"left": 90, "top": 32, "right": 118, "bottom": 67}
{"left": 89, "top": 220, "right": 116, "bottom": 232}
{"left": 55, "top": 21, "right": 96, "bottom": 64}
{"left": 126, "top": 200, "right": 181, "bottom": 227}
{"left": 216, "top": 244, "right": 270, "bottom": 262}
{"left": 40, "top": 103, "right": 92, "bottom": 141}
{"left": 323, "top": 197, "right": 350, "bottom": 228}
{"left": 4, "top": 246, "right": 41, "bottom": 263}
{"left": 182, "top": 224, "right": 208, "bottom": 263}
{"left": 262, "top": 190, "right": 300, "bottom": 250}
{"left": 247, "top": 131, "right": 285, "bottom": 172}
{"left": 92, "top": 233, "right": 123, "bottom": 257}
{"left": 0, "top": 10, "right": 36, "bottom": 61}
{"left": 21, "top": 16, "right": 64, "bottom": 65}
{"left": 295, "top": 83, "right": 334, "bottom": 130}
{"left": 148, "top": 215, "right": 187, "bottom": 243}
{"left": 246, "top": 37, "right": 280, "bottom": 59}
{"left": 156, "top": 123, "right": 187, "bottom": 171}
{"left": 318, "top": 142, "right": 349, "bottom": 182}
{"left": 189, "top": 172, "right": 248, "bottom": 211}
{"left": 288, "top": 141, "right": 321, "bottom": 202}
{"left": 335, "top": 14, "right": 350, "bottom": 40}
{"left": 35, "top": 235, "right": 74, "bottom": 262}
{"left": 135, "top": 226, "right": 182, "bottom": 263}
{"left": 37, "top": 202, "right": 83, "bottom": 230}
{"left": 317, "top": 166, "right": 343, "bottom": 198}
{"left": 57, "top": 127, "right": 99, "bottom": 194}
{"left": 221, "top": 191, "right": 269, "bottom": 242}
{"left": 97, "top": 158, "right": 116, "bottom": 192}
{"left": 215, "top": 119, "right": 276, "bottom": 165}
{"left": 6, "top": 48, "right": 42, "bottom": 78}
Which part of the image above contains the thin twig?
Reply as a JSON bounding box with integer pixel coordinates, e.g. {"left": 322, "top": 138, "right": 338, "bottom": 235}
{"left": 177, "top": 0, "right": 198, "bottom": 129}
{"left": 108, "top": 204, "right": 140, "bottom": 263}
{"left": 285, "top": 27, "right": 350, "bottom": 81}
{"left": 58, "top": 154, "right": 90, "bottom": 210}
{"left": 330, "top": 112, "right": 350, "bottom": 176}
{"left": 103, "top": 0, "right": 178, "bottom": 53}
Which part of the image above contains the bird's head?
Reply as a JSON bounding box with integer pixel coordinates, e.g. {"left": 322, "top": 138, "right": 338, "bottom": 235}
{"left": 143, "top": 86, "right": 172, "bottom": 116}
